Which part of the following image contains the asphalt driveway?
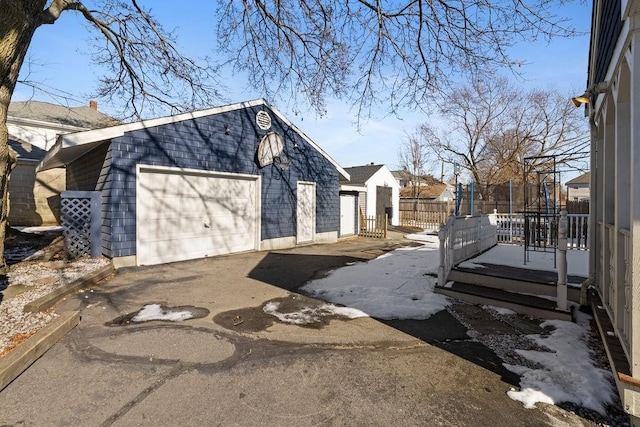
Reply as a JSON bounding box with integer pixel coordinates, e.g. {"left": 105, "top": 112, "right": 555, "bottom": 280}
{"left": 0, "top": 236, "right": 596, "bottom": 426}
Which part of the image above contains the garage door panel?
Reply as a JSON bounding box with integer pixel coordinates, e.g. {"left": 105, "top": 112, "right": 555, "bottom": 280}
{"left": 141, "top": 216, "right": 208, "bottom": 240}
{"left": 137, "top": 169, "right": 259, "bottom": 266}
{"left": 144, "top": 237, "right": 213, "bottom": 265}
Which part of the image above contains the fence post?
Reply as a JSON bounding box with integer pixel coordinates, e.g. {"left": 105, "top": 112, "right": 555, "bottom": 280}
{"left": 447, "top": 215, "right": 455, "bottom": 280}
{"left": 384, "top": 214, "right": 388, "bottom": 238}
{"left": 474, "top": 215, "right": 482, "bottom": 255}
{"left": 557, "top": 210, "right": 568, "bottom": 311}
{"left": 438, "top": 226, "right": 446, "bottom": 287}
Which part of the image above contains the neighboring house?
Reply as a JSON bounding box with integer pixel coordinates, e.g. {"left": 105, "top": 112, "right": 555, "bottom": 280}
{"left": 399, "top": 182, "right": 454, "bottom": 202}
{"left": 391, "top": 168, "right": 413, "bottom": 188}
{"left": 38, "top": 99, "right": 348, "bottom": 267}
{"left": 391, "top": 169, "right": 443, "bottom": 189}
{"left": 582, "top": 1, "right": 640, "bottom": 423}
{"left": 340, "top": 164, "right": 400, "bottom": 226}
{"left": 565, "top": 172, "right": 590, "bottom": 202}
{"left": 8, "top": 100, "right": 118, "bottom": 225}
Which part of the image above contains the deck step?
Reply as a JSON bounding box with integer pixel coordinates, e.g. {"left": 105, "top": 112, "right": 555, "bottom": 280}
{"left": 449, "top": 262, "right": 583, "bottom": 303}
{"left": 435, "top": 282, "right": 573, "bottom": 321}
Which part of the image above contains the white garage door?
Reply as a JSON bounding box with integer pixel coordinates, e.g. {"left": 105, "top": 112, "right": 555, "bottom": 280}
{"left": 340, "top": 194, "right": 356, "bottom": 236}
{"left": 137, "top": 167, "right": 259, "bottom": 266}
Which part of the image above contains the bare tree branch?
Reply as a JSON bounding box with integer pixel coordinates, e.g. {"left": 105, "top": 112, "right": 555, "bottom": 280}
{"left": 418, "top": 76, "right": 588, "bottom": 197}
{"left": 217, "top": 0, "right": 582, "bottom": 118}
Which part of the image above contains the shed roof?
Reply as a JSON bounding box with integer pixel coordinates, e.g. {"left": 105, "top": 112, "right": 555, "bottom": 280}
{"left": 339, "top": 164, "right": 384, "bottom": 185}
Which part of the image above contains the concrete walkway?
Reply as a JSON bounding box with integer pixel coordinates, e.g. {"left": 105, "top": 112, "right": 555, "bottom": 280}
{"left": 0, "top": 236, "right": 595, "bottom": 426}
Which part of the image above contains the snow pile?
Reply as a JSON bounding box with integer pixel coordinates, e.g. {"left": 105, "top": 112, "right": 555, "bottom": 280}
{"left": 302, "top": 236, "right": 615, "bottom": 416}
{"left": 301, "top": 235, "right": 449, "bottom": 320}
{"left": 263, "top": 301, "right": 366, "bottom": 325}
{"left": 506, "top": 314, "right": 616, "bottom": 414}
{"left": 132, "top": 304, "right": 194, "bottom": 322}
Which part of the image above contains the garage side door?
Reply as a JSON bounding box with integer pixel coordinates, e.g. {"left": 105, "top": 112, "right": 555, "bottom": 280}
{"left": 340, "top": 194, "right": 356, "bottom": 236}
{"left": 297, "top": 182, "right": 315, "bottom": 244}
{"left": 137, "top": 168, "right": 259, "bottom": 266}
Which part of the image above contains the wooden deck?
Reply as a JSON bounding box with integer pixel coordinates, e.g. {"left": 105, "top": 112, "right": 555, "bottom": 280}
{"left": 454, "top": 262, "right": 588, "bottom": 286}
{"left": 435, "top": 261, "right": 588, "bottom": 321}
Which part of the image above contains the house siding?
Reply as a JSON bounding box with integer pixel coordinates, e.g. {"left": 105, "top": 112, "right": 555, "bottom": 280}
{"left": 66, "top": 143, "right": 110, "bottom": 191}
{"left": 593, "top": 0, "right": 622, "bottom": 84}
{"left": 67, "top": 105, "right": 338, "bottom": 259}
{"left": 8, "top": 164, "right": 64, "bottom": 226}
{"left": 66, "top": 141, "right": 117, "bottom": 257}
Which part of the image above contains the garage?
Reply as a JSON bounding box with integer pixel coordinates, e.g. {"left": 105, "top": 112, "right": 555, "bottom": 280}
{"left": 38, "top": 100, "right": 347, "bottom": 267}
{"left": 137, "top": 166, "right": 259, "bottom": 266}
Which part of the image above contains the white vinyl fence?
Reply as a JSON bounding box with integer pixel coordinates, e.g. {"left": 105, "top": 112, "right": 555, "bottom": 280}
{"left": 437, "top": 211, "right": 589, "bottom": 287}
{"left": 493, "top": 213, "right": 589, "bottom": 250}
{"left": 438, "top": 213, "right": 497, "bottom": 287}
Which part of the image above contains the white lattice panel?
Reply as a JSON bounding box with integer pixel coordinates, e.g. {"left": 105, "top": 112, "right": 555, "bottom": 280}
{"left": 61, "top": 197, "right": 92, "bottom": 258}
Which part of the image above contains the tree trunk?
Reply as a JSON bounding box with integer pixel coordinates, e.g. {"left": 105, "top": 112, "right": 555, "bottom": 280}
{"left": 0, "top": 1, "right": 47, "bottom": 277}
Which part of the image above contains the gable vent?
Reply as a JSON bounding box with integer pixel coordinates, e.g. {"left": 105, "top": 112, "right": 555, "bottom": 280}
{"left": 256, "top": 110, "right": 272, "bottom": 130}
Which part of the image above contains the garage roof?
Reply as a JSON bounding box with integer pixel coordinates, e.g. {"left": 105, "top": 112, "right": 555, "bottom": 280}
{"left": 37, "top": 99, "right": 349, "bottom": 180}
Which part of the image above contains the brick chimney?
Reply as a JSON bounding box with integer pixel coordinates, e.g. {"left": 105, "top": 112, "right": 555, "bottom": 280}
{"left": 89, "top": 100, "right": 98, "bottom": 110}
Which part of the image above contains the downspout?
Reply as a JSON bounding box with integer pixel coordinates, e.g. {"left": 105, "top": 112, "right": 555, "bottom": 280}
{"left": 581, "top": 111, "right": 598, "bottom": 306}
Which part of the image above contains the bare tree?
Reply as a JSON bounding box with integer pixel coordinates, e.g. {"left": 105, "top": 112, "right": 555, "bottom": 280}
{"left": 419, "top": 76, "right": 589, "bottom": 198}
{"left": 0, "top": 0, "right": 582, "bottom": 277}
{"left": 0, "top": 0, "right": 220, "bottom": 277}
{"left": 397, "top": 131, "right": 432, "bottom": 199}
{"left": 217, "top": 1, "right": 579, "bottom": 118}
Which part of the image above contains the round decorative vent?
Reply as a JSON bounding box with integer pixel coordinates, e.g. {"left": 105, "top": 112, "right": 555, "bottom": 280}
{"left": 256, "top": 110, "right": 272, "bottom": 130}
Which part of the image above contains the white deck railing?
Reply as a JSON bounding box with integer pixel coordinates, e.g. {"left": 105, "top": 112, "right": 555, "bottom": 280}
{"left": 493, "top": 212, "right": 589, "bottom": 250}
{"left": 438, "top": 213, "right": 497, "bottom": 286}
{"left": 567, "top": 214, "right": 589, "bottom": 250}
{"left": 437, "top": 211, "right": 590, "bottom": 288}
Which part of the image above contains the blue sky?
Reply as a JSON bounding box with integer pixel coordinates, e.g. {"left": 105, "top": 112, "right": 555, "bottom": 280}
{"left": 14, "top": 1, "right": 592, "bottom": 181}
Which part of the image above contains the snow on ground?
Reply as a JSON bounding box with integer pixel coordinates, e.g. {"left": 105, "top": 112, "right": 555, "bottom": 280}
{"left": 459, "top": 243, "right": 588, "bottom": 279}
{"left": 300, "top": 234, "right": 450, "bottom": 320}
{"left": 505, "top": 311, "right": 616, "bottom": 414}
{"left": 132, "top": 304, "right": 194, "bottom": 322}
{"left": 263, "top": 302, "right": 367, "bottom": 325}
{"left": 13, "top": 226, "right": 63, "bottom": 234}
{"left": 297, "top": 233, "right": 615, "bottom": 415}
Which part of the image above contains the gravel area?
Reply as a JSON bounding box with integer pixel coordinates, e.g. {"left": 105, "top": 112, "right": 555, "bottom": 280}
{"left": 0, "top": 228, "right": 110, "bottom": 357}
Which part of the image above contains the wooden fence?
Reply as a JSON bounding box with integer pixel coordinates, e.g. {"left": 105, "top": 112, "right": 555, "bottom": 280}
{"left": 359, "top": 214, "right": 387, "bottom": 239}
{"left": 399, "top": 199, "right": 451, "bottom": 213}
{"left": 566, "top": 200, "right": 590, "bottom": 214}
{"left": 399, "top": 210, "right": 448, "bottom": 231}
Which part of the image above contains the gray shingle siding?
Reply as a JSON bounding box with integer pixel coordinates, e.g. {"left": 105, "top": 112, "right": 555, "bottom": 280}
{"left": 68, "top": 105, "right": 338, "bottom": 259}
{"left": 592, "top": 0, "right": 622, "bottom": 85}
